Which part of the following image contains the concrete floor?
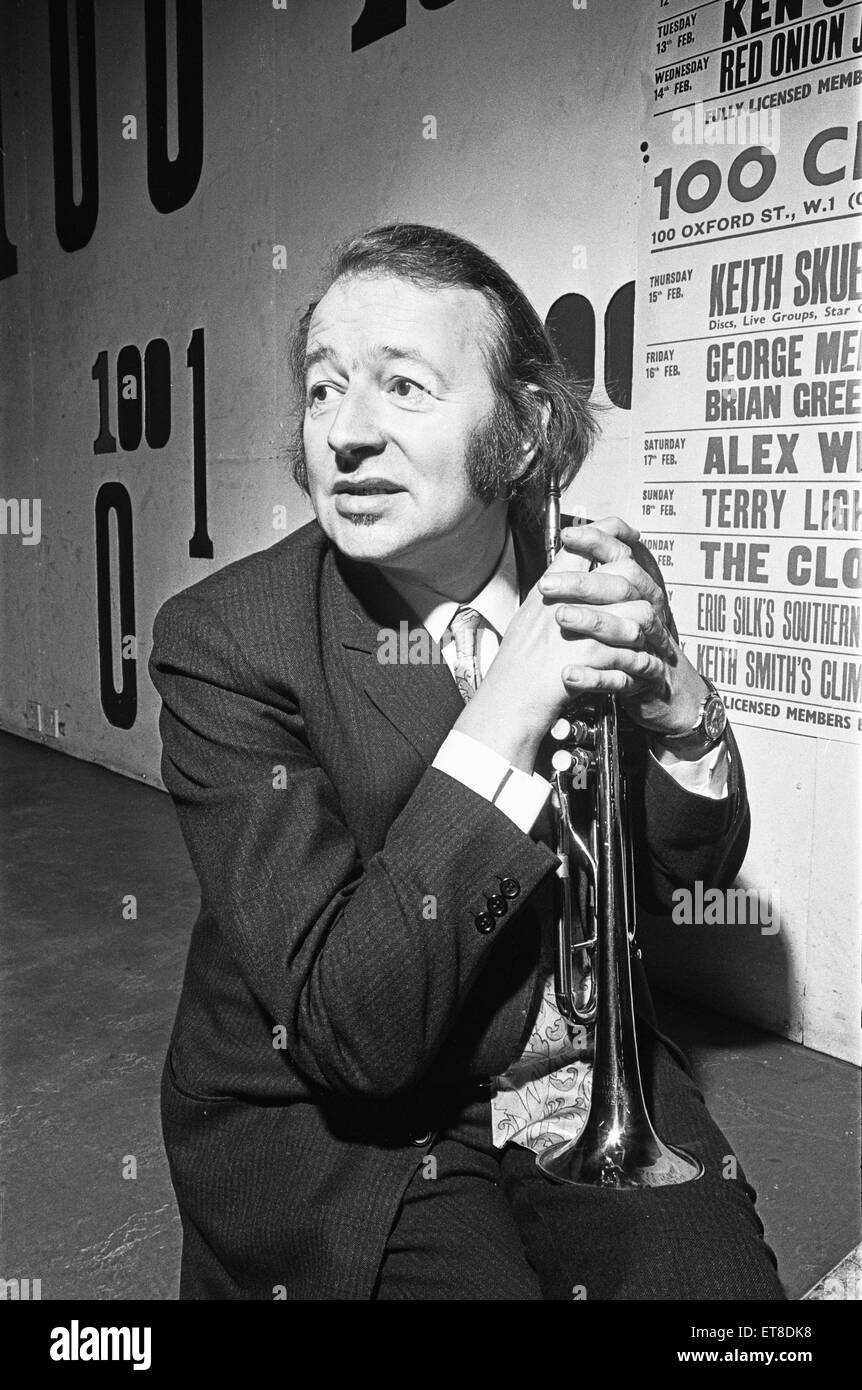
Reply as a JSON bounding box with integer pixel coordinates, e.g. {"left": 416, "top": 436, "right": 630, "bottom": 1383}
{"left": 1, "top": 730, "right": 859, "bottom": 1300}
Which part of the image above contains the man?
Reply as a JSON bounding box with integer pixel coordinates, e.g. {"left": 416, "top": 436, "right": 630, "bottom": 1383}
{"left": 150, "top": 223, "right": 784, "bottom": 1300}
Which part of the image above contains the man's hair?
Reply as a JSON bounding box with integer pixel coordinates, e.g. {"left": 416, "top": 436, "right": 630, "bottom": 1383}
{"left": 287, "top": 223, "right": 599, "bottom": 527}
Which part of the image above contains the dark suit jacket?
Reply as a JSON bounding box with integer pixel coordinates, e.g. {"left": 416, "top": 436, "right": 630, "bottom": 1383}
{"left": 149, "top": 512, "right": 750, "bottom": 1300}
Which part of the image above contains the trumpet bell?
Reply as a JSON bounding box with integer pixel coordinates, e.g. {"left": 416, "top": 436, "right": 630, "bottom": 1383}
{"left": 537, "top": 1120, "right": 703, "bottom": 1188}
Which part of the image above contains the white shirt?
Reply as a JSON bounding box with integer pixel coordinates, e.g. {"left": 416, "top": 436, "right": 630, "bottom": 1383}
{"left": 386, "top": 528, "right": 729, "bottom": 827}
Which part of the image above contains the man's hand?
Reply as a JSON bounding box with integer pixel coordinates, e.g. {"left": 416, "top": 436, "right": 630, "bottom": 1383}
{"left": 453, "top": 516, "right": 709, "bottom": 774}
{"left": 539, "top": 517, "right": 708, "bottom": 736}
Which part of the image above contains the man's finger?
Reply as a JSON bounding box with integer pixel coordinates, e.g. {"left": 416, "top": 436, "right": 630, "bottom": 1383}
{"left": 564, "top": 644, "right": 665, "bottom": 681}
{"left": 553, "top": 603, "right": 646, "bottom": 649}
{"left": 562, "top": 664, "right": 655, "bottom": 696}
{"left": 540, "top": 565, "right": 658, "bottom": 609}
{"left": 541, "top": 524, "right": 631, "bottom": 577}
{"left": 589, "top": 515, "right": 641, "bottom": 545}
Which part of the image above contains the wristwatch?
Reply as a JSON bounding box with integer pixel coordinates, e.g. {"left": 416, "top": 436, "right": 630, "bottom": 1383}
{"left": 659, "top": 677, "right": 727, "bottom": 756}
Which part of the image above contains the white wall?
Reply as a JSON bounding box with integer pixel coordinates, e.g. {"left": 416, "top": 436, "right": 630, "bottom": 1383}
{"left": 1, "top": 0, "right": 857, "bottom": 1062}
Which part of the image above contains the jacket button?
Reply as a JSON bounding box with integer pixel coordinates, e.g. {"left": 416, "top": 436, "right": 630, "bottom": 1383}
{"left": 475, "top": 911, "right": 495, "bottom": 933}
{"left": 500, "top": 877, "right": 520, "bottom": 899}
{"left": 487, "top": 894, "right": 507, "bottom": 917}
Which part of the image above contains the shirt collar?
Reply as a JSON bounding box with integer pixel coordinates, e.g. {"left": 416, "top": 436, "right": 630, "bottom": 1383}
{"left": 384, "top": 529, "right": 519, "bottom": 644}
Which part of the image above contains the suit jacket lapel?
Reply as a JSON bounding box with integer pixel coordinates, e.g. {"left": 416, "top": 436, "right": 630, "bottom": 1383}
{"left": 331, "top": 546, "right": 463, "bottom": 766}
{"left": 330, "top": 510, "right": 547, "bottom": 766}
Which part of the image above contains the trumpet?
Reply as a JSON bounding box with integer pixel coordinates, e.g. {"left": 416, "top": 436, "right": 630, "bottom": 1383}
{"left": 537, "top": 475, "right": 703, "bottom": 1188}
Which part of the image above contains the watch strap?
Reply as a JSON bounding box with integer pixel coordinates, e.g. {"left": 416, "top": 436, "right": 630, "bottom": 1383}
{"left": 660, "top": 678, "right": 727, "bottom": 756}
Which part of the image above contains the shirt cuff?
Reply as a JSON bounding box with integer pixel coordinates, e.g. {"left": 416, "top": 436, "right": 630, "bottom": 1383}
{"left": 495, "top": 766, "right": 553, "bottom": 834}
{"left": 650, "top": 737, "right": 730, "bottom": 800}
{"left": 432, "top": 730, "right": 552, "bottom": 834}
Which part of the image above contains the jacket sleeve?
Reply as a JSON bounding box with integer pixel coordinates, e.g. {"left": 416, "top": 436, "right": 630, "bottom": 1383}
{"left": 149, "top": 591, "right": 559, "bottom": 1102}
{"left": 633, "top": 725, "right": 750, "bottom": 912}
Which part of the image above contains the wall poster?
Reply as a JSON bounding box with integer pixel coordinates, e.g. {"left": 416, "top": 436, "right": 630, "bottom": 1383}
{"left": 636, "top": 0, "right": 861, "bottom": 743}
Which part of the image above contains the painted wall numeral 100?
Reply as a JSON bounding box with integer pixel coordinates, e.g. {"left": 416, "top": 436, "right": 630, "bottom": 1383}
{"left": 93, "top": 327, "right": 212, "bottom": 730}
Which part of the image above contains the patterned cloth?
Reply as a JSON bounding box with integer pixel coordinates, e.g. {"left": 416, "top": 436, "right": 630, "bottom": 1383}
{"left": 448, "top": 606, "right": 482, "bottom": 703}
{"left": 490, "top": 975, "right": 594, "bottom": 1154}
{"left": 446, "top": 605, "right": 594, "bottom": 1155}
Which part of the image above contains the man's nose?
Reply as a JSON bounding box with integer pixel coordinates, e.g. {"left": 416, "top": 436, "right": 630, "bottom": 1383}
{"left": 326, "top": 383, "right": 386, "bottom": 459}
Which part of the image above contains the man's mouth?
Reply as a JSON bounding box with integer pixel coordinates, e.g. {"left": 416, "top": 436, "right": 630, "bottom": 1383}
{"left": 332, "top": 479, "right": 403, "bottom": 496}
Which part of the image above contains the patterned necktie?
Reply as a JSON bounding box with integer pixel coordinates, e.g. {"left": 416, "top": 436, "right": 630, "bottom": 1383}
{"left": 449, "top": 606, "right": 482, "bottom": 703}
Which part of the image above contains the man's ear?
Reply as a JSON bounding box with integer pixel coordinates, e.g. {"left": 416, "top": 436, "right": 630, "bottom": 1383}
{"left": 512, "top": 385, "right": 551, "bottom": 478}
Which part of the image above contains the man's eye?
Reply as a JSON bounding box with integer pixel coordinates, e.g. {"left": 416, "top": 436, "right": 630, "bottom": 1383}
{"left": 389, "top": 377, "right": 427, "bottom": 400}
{"left": 307, "top": 383, "right": 334, "bottom": 406}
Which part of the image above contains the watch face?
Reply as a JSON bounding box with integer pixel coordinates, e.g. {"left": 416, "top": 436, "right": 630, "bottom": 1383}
{"left": 703, "top": 693, "right": 727, "bottom": 741}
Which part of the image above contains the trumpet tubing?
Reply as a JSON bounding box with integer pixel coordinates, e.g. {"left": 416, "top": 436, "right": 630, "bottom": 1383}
{"left": 536, "top": 480, "right": 703, "bottom": 1189}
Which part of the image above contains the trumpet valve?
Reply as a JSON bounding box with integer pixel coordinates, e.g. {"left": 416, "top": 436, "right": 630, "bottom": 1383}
{"left": 551, "top": 717, "right": 594, "bottom": 747}
{"left": 551, "top": 747, "right": 592, "bottom": 777}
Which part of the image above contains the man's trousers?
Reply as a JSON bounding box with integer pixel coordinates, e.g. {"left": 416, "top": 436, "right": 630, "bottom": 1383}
{"left": 372, "top": 1030, "right": 786, "bottom": 1300}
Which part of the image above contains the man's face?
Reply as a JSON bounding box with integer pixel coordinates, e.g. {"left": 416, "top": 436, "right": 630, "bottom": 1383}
{"left": 301, "top": 273, "right": 506, "bottom": 576}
